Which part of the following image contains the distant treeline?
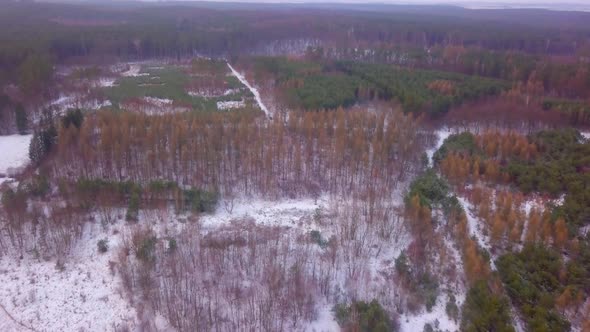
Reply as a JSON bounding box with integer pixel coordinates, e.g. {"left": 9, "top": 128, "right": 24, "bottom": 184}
{"left": 2, "top": 2, "right": 590, "bottom": 89}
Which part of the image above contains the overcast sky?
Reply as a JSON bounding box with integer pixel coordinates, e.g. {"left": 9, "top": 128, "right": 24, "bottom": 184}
{"left": 136, "top": 0, "right": 589, "bottom": 11}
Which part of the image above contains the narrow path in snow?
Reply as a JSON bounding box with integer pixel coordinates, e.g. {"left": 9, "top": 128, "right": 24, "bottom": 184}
{"left": 227, "top": 63, "right": 271, "bottom": 117}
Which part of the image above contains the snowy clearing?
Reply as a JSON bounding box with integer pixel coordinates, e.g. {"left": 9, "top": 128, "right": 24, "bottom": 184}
{"left": 201, "top": 196, "right": 326, "bottom": 230}
{"left": 48, "top": 95, "right": 112, "bottom": 113}
{"left": 216, "top": 100, "right": 245, "bottom": 110}
{"left": 0, "top": 134, "right": 32, "bottom": 183}
{"left": 227, "top": 63, "right": 271, "bottom": 117}
{"left": 94, "top": 77, "right": 117, "bottom": 88}
{"left": 0, "top": 221, "right": 138, "bottom": 332}
{"left": 121, "top": 64, "right": 149, "bottom": 77}
{"left": 143, "top": 96, "right": 173, "bottom": 106}
{"left": 188, "top": 88, "right": 241, "bottom": 98}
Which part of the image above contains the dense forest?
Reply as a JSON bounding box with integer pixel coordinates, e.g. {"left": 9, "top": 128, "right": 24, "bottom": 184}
{"left": 1, "top": 2, "right": 590, "bottom": 332}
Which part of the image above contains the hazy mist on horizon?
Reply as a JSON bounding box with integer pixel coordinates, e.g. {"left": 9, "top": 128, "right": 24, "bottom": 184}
{"left": 38, "top": 0, "right": 590, "bottom": 12}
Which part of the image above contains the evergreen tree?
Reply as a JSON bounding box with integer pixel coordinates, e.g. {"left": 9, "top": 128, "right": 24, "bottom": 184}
{"left": 29, "top": 112, "right": 57, "bottom": 166}
{"left": 15, "top": 104, "right": 27, "bottom": 134}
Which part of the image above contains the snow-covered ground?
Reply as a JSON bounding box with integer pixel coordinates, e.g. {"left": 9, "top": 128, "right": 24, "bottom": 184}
{"left": 188, "top": 88, "right": 241, "bottom": 98}
{"left": 48, "top": 95, "right": 112, "bottom": 113}
{"left": 201, "top": 196, "right": 326, "bottom": 230}
{"left": 143, "top": 96, "right": 173, "bottom": 107}
{"left": 0, "top": 221, "right": 138, "bottom": 332}
{"left": 305, "top": 303, "right": 340, "bottom": 332}
{"left": 0, "top": 126, "right": 499, "bottom": 331}
{"left": 227, "top": 63, "right": 271, "bottom": 117}
{"left": 94, "top": 77, "right": 117, "bottom": 88}
{"left": 0, "top": 197, "right": 336, "bottom": 331}
{"left": 0, "top": 134, "right": 32, "bottom": 184}
{"left": 216, "top": 100, "right": 246, "bottom": 110}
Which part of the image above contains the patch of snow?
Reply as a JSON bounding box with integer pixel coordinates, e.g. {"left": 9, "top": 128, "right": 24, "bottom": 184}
{"left": 48, "top": 95, "right": 112, "bottom": 112}
{"left": 0, "top": 134, "right": 32, "bottom": 184}
{"left": 121, "top": 64, "right": 149, "bottom": 77}
{"left": 143, "top": 97, "right": 173, "bottom": 107}
{"left": 86, "top": 99, "right": 112, "bottom": 109}
{"left": 223, "top": 88, "right": 241, "bottom": 96}
{"left": 580, "top": 225, "right": 590, "bottom": 237}
{"left": 138, "top": 84, "right": 164, "bottom": 87}
{"left": 550, "top": 194, "right": 566, "bottom": 207}
{"left": 227, "top": 63, "right": 271, "bottom": 117}
{"left": 50, "top": 95, "right": 75, "bottom": 107}
{"left": 201, "top": 197, "right": 326, "bottom": 231}
{"left": 581, "top": 131, "right": 590, "bottom": 140}
{"left": 153, "top": 313, "right": 176, "bottom": 331}
{"left": 187, "top": 91, "right": 204, "bottom": 97}
{"left": 216, "top": 100, "right": 245, "bottom": 110}
{"left": 188, "top": 88, "right": 241, "bottom": 98}
{"left": 305, "top": 303, "right": 340, "bottom": 332}
{"left": 95, "top": 78, "right": 117, "bottom": 88}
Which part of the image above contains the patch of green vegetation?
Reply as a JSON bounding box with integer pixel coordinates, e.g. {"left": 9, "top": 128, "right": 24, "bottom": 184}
{"left": 339, "top": 61, "right": 508, "bottom": 115}
{"left": 224, "top": 75, "right": 247, "bottom": 90}
{"left": 104, "top": 66, "right": 208, "bottom": 110}
{"left": 97, "top": 239, "right": 109, "bottom": 253}
{"left": 72, "top": 179, "right": 218, "bottom": 214}
{"left": 62, "top": 108, "right": 84, "bottom": 129}
{"left": 445, "top": 294, "right": 459, "bottom": 322}
{"left": 309, "top": 230, "right": 329, "bottom": 249}
{"left": 146, "top": 180, "right": 178, "bottom": 192}
{"left": 70, "top": 66, "right": 101, "bottom": 80}
{"left": 77, "top": 179, "right": 140, "bottom": 199}
{"left": 506, "top": 129, "right": 590, "bottom": 229}
{"left": 15, "top": 103, "right": 27, "bottom": 134}
{"left": 27, "top": 174, "right": 50, "bottom": 197}
{"left": 252, "top": 56, "right": 322, "bottom": 83}
{"left": 395, "top": 252, "right": 440, "bottom": 312}
{"left": 167, "top": 238, "right": 177, "bottom": 253}
{"left": 136, "top": 235, "right": 157, "bottom": 263}
{"left": 250, "top": 56, "right": 508, "bottom": 113}
{"left": 288, "top": 74, "right": 361, "bottom": 109}
{"left": 182, "top": 188, "right": 219, "bottom": 213}
{"left": 461, "top": 280, "right": 515, "bottom": 332}
{"left": 334, "top": 300, "right": 394, "bottom": 332}
{"left": 29, "top": 117, "right": 57, "bottom": 166}
{"left": 405, "top": 169, "right": 451, "bottom": 209}
{"left": 102, "top": 64, "right": 252, "bottom": 112}
{"left": 433, "top": 132, "right": 482, "bottom": 164}
{"left": 191, "top": 58, "right": 228, "bottom": 75}
{"left": 496, "top": 244, "right": 570, "bottom": 332}
{"left": 542, "top": 98, "right": 588, "bottom": 111}
{"left": 125, "top": 189, "right": 140, "bottom": 222}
